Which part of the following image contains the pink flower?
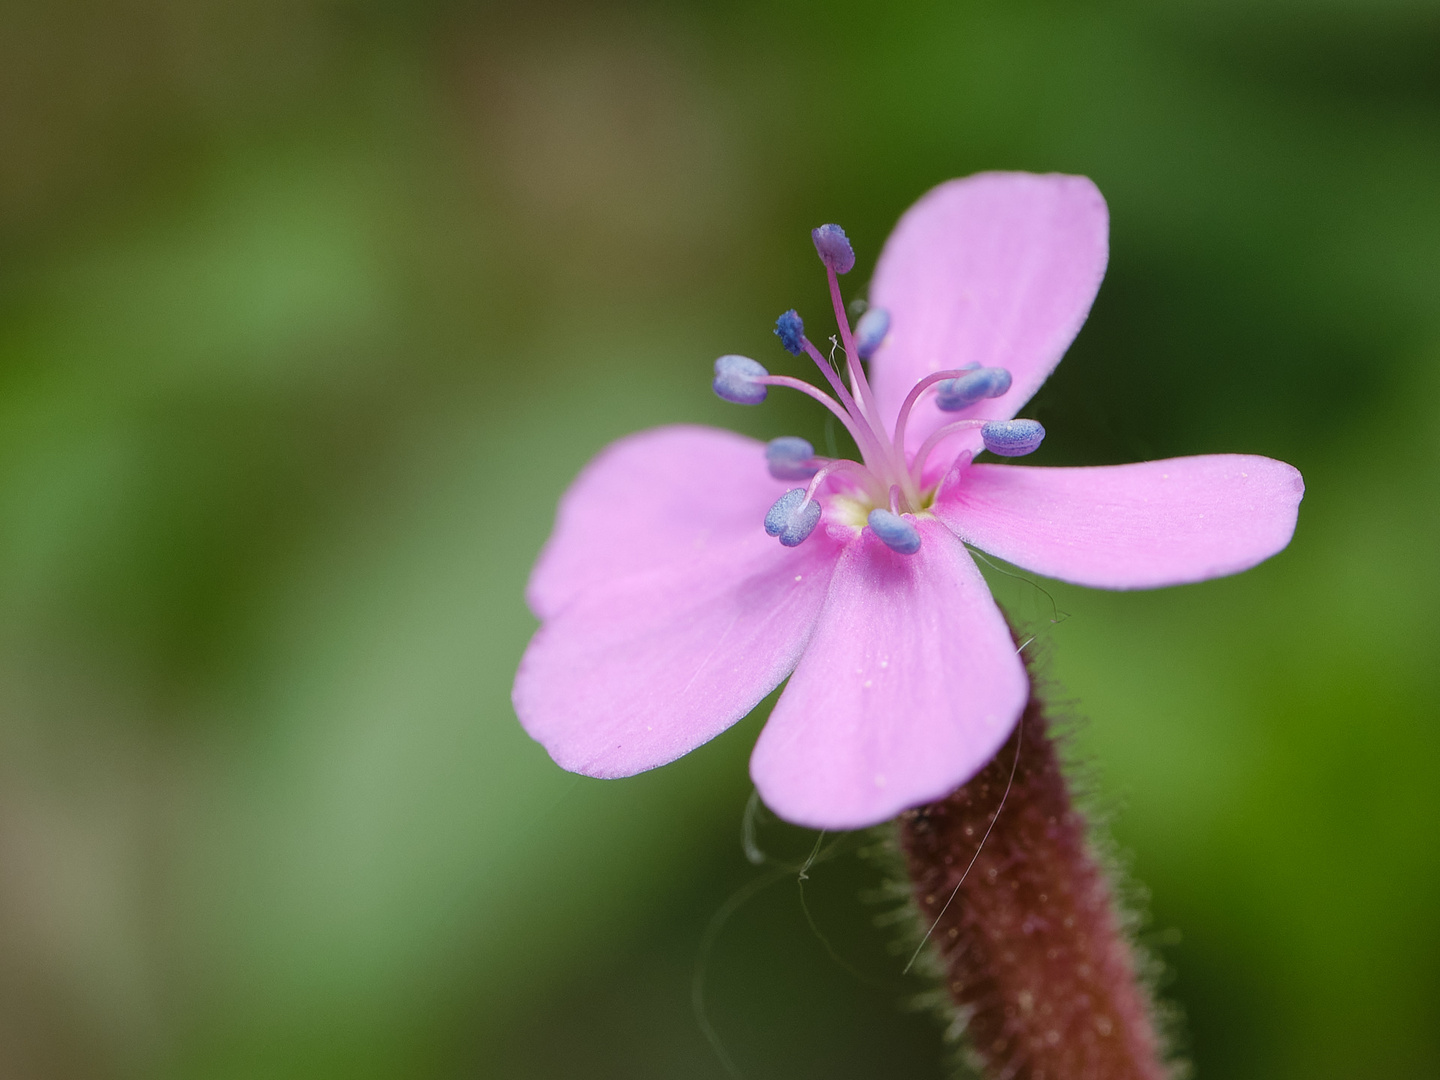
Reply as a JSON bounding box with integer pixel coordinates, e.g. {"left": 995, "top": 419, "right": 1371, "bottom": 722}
{"left": 512, "top": 172, "right": 1303, "bottom": 830}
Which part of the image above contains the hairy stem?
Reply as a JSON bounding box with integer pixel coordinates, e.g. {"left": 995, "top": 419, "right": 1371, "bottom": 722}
{"left": 897, "top": 661, "right": 1173, "bottom": 1080}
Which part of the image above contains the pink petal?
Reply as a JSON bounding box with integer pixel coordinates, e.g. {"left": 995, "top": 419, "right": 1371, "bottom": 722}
{"left": 514, "top": 529, "right": 840, "bottom": 779}
{"left": 936, "top": 455, "right": 1304, "bottom": 589}
{"left": 527, "top": 424, "right": 790, "bottom": 619}
{"left": 750, "top": 521, "right": 1028, "bottom": 830}
{"left": 868, "top": 172, "right": 1109, "bottom": 459}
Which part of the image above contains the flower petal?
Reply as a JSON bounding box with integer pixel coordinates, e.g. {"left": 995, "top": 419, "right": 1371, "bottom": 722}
{"left": 514, "top": 530, "right": 840, "bottom": 778}
{"left": 936, "top": 456, "right": 1304, "bottom": 589}
{"left": 750, "top": 521, "right": 1028, "bottom": 830}
{"left": 527, "top": 424, "right": 789, "bottom": 619}
{"left": 868, "top": 172, "right": 1108, "bottom": 458}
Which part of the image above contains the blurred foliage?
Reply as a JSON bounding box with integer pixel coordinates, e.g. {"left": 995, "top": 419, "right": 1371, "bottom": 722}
{"left": 0, "top": 1, "right": 1436, "bottom": 1078}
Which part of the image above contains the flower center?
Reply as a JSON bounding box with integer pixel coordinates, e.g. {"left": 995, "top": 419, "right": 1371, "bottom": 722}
{"left": 713, "top": 223, "right": 1045, "bottom": 555}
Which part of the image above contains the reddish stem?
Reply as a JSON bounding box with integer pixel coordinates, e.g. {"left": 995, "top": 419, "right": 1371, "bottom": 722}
{"left": 898, "top": 663, "right": 1173, "bottom": 1080}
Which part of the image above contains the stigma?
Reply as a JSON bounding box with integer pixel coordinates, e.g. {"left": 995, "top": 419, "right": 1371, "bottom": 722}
{"left": 711, "top": 223, "right": 1046, "bottom": 555}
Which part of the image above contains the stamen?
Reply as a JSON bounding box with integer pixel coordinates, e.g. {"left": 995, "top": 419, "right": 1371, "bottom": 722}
{"left": 936, "top": 366, "right": 1013, "bottom": 411}
{"left": 823, "top": 260, "right": 887, "bottom": 455}
{"left": 867, "top": 508, "right": 921, "bottom": 555}
{"left": 981, "top": 419, "right": 1046, "bottom": 457}
{"left": 774, "top": 310, "right": 805, "bottom": 356}
{"left": 811, "top": 224, "right": 856, "bottom": 275}
{"left": 797, "top": 336, "right": 851, "bottom": 401}
{"left": 753, "top": 375, "right": 872, "bottom": 449}
{"left": 854, "top": 307, "right": 890, "bottom": 359}
{"left": 803, "top": 458, "right": 884, "bottom": 506}
{"left": 892, "top": 367, "right": 986, "bottom": 454}
{"left": 908, "top": 416, "right": 1045, "bottom": 476}
{"left": 764, "top": 489, "right": 823, "bottom": 547}
{"left": 765, "top": 437, "right": 820, "bottom": 480}
{"left": 790, "top": 337, "right": 890, "bottom": 469}
{"left": 912, "top": 418, "right": 986, "bottom": 480}
{"left": 713, "top": 354, "right": 769, "bottom": 405}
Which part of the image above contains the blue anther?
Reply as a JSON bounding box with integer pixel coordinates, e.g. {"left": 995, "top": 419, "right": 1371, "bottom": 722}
{"left": 774, "top": 309, "right": 805, "bottom": 356}
{"left": 811, "top": 224, "right": 856, "bottom": 275}
{"left": 713, "top": 354, "right": 769, "bottom": 405}
{"left": 764, "top": 489, "right": 823, "bottom": 547}
{"left": 765, "top": 436, "right": 819, "bottom": 480}
{"left": 867, "top": 508, "right": 921, "bottom": 555}
{"left": 854, "top": 307, "right": 890, "bottom": 359}
{"left": 981, "top": 419, "right": 1046, "bottom": 457}
{"left": 936, "top": 366, "right": 1013, "bottom": 411}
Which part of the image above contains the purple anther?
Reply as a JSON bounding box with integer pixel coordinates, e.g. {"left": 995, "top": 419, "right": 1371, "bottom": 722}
{"left": 936, "top": 366, "right": 1013, "bottom": 411}
{"left": 713, "top": 354, "right": 769, "bottom": 405}
{"left": 764, "top": 489, "right": 823, "bottom": 547}
{"left": 854, "top": 307, "right": 890, "bottom": 359}
{"left": 867, "top": 508, "right": 921, "bottom": 555}
{"left": 811, "top": 224, "right": 856, "bottom": 275}
{"left": 774, "top": 309, "right": 805, "bottom": 356}
{"left": 765, "top": 436, "right": 819, "bottom": 481}
{"left": 981, "top": 419, "right": 1045, "bottom": 457}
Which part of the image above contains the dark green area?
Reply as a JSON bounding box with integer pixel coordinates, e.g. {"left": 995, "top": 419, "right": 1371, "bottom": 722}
{"left": 0, "top": 1, "right": 1435, "bottom": 1077}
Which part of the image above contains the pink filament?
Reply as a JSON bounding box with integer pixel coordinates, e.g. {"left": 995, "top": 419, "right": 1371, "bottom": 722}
{"left": 913, "top": 419, "right": 986, "bottom": 482}
{"left": 803, "top": 458, "right": 884, "bottom": 507}
{"left": 891, "top": 368, "right": 977, "bottom": 457}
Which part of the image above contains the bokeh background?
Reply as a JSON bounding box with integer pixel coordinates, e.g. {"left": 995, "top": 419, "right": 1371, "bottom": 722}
{"left": 1, "top": 1, "right": 1437, "bottom": 1077}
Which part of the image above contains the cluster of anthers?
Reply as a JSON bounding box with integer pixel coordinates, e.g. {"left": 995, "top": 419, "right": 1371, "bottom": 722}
{"left": 713, "top": 223, "right": 1044, "bottom": 556}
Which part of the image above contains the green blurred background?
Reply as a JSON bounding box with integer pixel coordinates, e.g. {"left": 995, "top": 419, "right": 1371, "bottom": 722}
{"left": 0, "top": 1, "right": 1436, "bottom": 1077}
